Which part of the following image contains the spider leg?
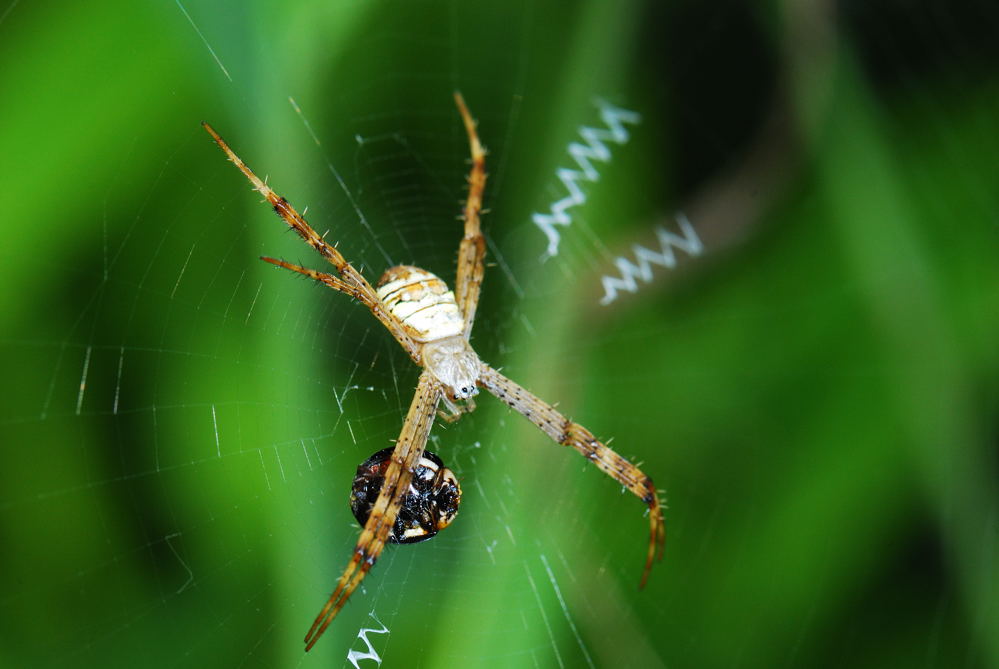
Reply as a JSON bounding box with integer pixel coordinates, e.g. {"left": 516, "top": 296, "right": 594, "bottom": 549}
{"left": 304, "top": 371, "right": 442, "bottom": 651}
{"left": 261, "top": 256, "right": 357, "bottom": 295}
{"left": 202, "top": 122, "right": 421, "bottom": 362}
{"left": 452, "top": 93, "right": 487, "bottom": 338}
{"left": 478, "top": 364, "right": 665, "bottom": 588}
{"left": 260, "top": 257, "right": 419, "bottom": 361}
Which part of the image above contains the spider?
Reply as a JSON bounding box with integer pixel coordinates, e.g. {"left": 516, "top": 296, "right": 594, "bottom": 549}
{"left": 202, "top": 93, "right": 665, "bottom": 652}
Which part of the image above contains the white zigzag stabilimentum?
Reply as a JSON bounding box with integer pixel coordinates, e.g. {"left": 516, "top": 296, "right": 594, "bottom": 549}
{"left": 346, "top": 612, "right": 389, "bottom": 668}
{"left": 532, "top": 100, "right": 641, "bottom": 259}
{"left": 600, "top": 213, "right": 703, "bottom": 306}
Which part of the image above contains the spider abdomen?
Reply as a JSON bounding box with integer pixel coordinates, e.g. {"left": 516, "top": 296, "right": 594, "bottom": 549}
{"left": 376, "top": 265, "right": 465, "bottom": 342}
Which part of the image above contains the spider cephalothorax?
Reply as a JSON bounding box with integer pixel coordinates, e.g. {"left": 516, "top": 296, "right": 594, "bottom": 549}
{"left": 421, "top": 336, "right": 481, "bottom": 403}
{"left": 203, "top": 93, "right": 665, "bottom": 652}
{"left": 375, "top": 265, "right": 482, "bottom": 405}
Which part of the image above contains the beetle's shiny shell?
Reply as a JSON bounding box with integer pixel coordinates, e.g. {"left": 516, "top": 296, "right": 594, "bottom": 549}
{"left": 376, "top": 265, "right": 464, "bottom": 342}
{"left": 349, "top": 447, "right": 462, "bottom": 544}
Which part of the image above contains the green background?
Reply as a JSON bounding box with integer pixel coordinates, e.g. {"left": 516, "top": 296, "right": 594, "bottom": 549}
{"left": 1, "top": 1, "right": 997, "bottom": 667}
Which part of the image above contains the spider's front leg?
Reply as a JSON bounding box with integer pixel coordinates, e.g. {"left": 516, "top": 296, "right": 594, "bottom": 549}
{"left": 304, "top": 371, "right": 442, "bottom": 651}
{"left": 452, "top": 92, "right": 487, "bottom": 338}
{"left": 201, "top": 121, "right": 422, "bottom": 364}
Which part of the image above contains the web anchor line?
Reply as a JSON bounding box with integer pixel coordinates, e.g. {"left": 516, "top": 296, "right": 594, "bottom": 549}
{"left": 532, "top": 99, "right": 642, "bottom": 260}
{"left": 599, "top": 212, "right": 703, "bottom": 306}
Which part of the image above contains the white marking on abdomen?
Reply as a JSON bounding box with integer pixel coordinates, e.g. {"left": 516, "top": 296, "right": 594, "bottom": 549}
{"left": 376, "top": 265, "right": 465, "bottom": 341}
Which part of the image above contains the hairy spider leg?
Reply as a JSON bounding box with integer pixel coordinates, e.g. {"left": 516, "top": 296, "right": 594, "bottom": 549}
{"left": 452, "top": 92, "right": 487, "bottom": 338}
{"left": 259, "top": 257, "right": 392, "bottom": 317}
{"left": 304, "top": 371, "right": 442, "bottom": 651}
{"left": 201, "top": 121, "right": 421, "bottom": 363}
{"left": 478, "top": 364, "right": 666, "bottom": 587}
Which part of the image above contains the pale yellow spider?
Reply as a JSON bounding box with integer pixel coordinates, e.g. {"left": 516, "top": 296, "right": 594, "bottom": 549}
{"left": 203, "top": 93, "right": 665, "bottom": 652}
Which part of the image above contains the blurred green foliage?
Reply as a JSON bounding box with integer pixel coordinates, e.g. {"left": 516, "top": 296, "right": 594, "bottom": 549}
{"left": 1, "top": 1, "right": 997, "bottom": 667}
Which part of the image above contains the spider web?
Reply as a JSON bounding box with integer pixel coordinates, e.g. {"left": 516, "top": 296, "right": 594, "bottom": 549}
{"left": 2, "top": 1, "right": 999, "bottom": 668}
